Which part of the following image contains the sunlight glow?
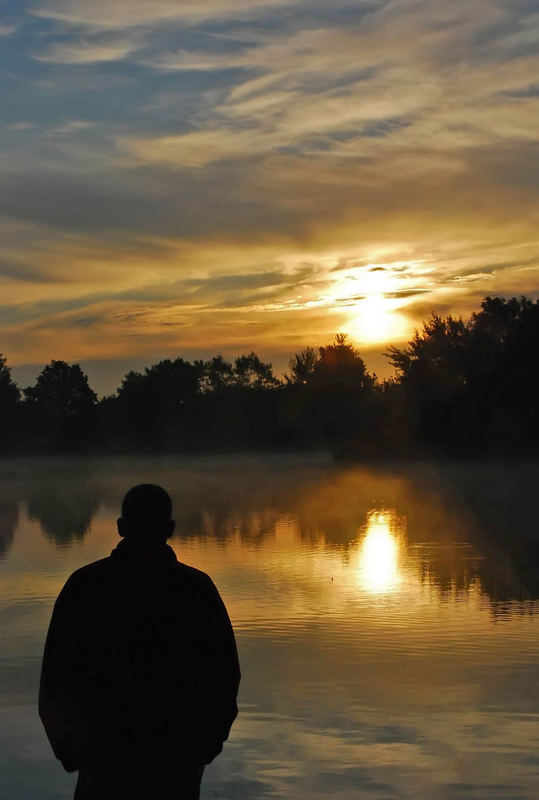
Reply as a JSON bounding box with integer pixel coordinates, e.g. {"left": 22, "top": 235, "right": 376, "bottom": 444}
{"left": 324, "top": 261, "right": 415, "bottom": 345}
{"left": 358, "top": 510, "right": 401, "bottom": 594}
{"left": 347, "top": 294, "right": 410, "bottom": 344}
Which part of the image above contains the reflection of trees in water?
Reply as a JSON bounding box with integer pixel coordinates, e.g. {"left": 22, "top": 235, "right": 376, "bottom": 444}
{"left": 3, "top": 460, "right": 295, "bottom": 552}
{"left": 434, "top": 463, "right": 539, "bottom": 604}
{"left": 413, "top": 544, "right": 483, "bottom": 599}
{"left": 292, "top": 470, "right": 407, "bottom": 551}
{"left": 6, "top": 458, "right": 539, "bottom": 611}
{"left": 165, "top": 462, "right": 539, "bottom": 613}
{"left": 290, "top": 464, "right": 539, "bottom": 611}
{"left": 151, "top": 464, "right": 304, "bottom": 547}
{"left": 401, "top": 498, "right": 484, "bottom": 601}
{"left": 170, "top": 485, "right": 279, "bottom": 547}
{"left": 295, "top": 507, "right": 369, "bottom": 550}
{"left": 27, "top": 484, "right": 100, "bottom": 546}
{"left": 408, "top": 463, "right": 539, "bottom": 609}
{"left": 237, "top": 509, "right": 278, "bottom": 546}
{"left": 0, "top": 499, "right": 18, "bottom": 559}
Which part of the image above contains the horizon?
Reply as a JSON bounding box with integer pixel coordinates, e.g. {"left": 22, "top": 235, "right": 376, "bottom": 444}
{"left": 8, "top": 339, "right": 397, "bottom": 397}
{"left": 7, "top": 291, "right": 537, "bottom": 397}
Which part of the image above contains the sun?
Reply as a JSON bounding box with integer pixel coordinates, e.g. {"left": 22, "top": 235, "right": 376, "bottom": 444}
{"left": 346, "top": 294, "right": 410, "bottom": 345}
{"left": 357, "top": 510, "right": 402, "bottom": 594}
{"left": 326, "top": 260, "right": 414, "bottom": 346}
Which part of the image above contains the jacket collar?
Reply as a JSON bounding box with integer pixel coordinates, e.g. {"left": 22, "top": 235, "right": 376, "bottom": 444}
{"left": 110, "top": 537, "right": 177, "bottom": 565}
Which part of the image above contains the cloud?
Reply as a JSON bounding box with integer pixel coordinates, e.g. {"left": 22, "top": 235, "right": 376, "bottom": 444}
{"left": 36, "top": 35, "right": 139, "bottom": 64}
{"left": 0, "top": 169, "right": 158, "bottom": 233}
{"left": 115, "top": 3, "right": 539, "bottom": 192}
{"left": 385, "top": 289, "right": 430, "bottom": 299}
{"left": 49, "top": 120, "right": 97, "bottom": 135}
{"left": 0, "top": 24, "right": 16, "bottom": 36}
{"left": 32, "top": 0, "right": 298, "bottom": 29}
{"left": 2, "top": 0, "right": 539, "bottom": 387}
{"left": 147, "top": 49, "right": 248, "bottom": 73}
{"left": 0, "top": 258, "right": 56, "bottom": 283}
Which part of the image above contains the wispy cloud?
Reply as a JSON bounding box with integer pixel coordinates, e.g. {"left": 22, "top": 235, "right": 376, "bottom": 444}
{"left": 119, "top": 8, "right": 539, "bottom": 169}
{"left": 32, "top": 0, "right": 298, "bottom": 29}
{"left": 36, "top": 34, "right": 140, "bottom": 64}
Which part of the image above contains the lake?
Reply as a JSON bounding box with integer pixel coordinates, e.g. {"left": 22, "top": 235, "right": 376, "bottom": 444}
{"left": 2, "top": 455, "right": 539, "bottom": 799}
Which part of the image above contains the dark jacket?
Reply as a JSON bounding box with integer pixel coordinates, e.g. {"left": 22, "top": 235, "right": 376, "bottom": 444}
{"left": 39, "top": 538, "right": 240, "bottom": 774}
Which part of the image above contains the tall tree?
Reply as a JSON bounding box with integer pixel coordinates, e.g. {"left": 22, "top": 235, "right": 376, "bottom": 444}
{"left": 0, "top": 353, "right": 20, "bottom": 411}
{"left": 116, "top": 358, "right": 203, "bottom": 445}
{"left": 202, "top": 355, "right": 235, "bottom": 393}
{"left": 306, "top": 335, "right": 377, "bottom": 454}
{"left": 286, "top": 347, "right": 319, "bottom": 384}
{"left": 385, "top": 314, "right": 472, "bottom": 448}
{"left": 24, "top": 360, "right": 97, "bottom": 414}
{"left": 384, "top": 300, "right": 539, "bottom": 451}
{"left": 232, "top": 352, "right": 281, "bottom": 389}
{"left": 24, "top": 360, "right": 97, "bottom": 444}
{"left": 0, "top": 354, "right": 20, "bottom": 448}
{"left": 469, "top": 296, "right": 539, "bottom": 445}
{"left": 314, "top": 334, "right": 375, "bottom": 392}
{"left": 386, "top": 314, "right": 469, "bottom": 387}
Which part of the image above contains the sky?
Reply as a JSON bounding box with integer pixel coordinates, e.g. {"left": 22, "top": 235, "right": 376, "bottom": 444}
{"left": 1, "top": 0, "right": 539, "bottom": 394}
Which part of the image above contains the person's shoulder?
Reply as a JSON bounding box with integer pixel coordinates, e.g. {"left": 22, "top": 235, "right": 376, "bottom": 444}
{"left": 63, "top": 556, "right": 113, "bottom": 590}
{"left": 53, "top": 556, "right": 114, "bottom": 610}
{"left": 174, "top": 560, "right": 219, "bottom": 593}
{"left": 175, "top": 559, "right": 213, "bottom": 584}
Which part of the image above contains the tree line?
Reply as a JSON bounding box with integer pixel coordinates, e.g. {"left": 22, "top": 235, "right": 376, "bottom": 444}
{"left": 1, "top": 295, "right": 538, "bottom": 456}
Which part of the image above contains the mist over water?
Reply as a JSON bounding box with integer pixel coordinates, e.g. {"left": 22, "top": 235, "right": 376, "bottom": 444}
{"left": 2, "top": 456, "right": 539, "bottom": 799}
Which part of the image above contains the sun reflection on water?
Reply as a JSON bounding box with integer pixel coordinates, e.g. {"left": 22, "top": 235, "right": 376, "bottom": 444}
{"left": 358, "top": 510, "right": 402, "bottom": 594}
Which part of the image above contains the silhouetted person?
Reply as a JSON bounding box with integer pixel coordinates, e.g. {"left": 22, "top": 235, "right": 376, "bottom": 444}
{"left": 39, "top": 484, "right": 240, "bottom": 799}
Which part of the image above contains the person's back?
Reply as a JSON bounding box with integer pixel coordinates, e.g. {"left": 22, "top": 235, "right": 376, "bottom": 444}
{"left": 39, "top": 484, "right": 240, "bottom": 800}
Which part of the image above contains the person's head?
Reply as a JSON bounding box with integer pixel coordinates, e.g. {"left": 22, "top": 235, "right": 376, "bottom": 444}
{"left": 117, "top": 484, "right": 175, "bottom": 543}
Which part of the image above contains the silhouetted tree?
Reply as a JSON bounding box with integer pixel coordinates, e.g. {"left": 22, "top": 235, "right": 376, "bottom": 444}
{"left": 284, "top": 335, "right": 376, "bottom": 454}
{"left": 23, "top": 360, "right": 97, "bottom": 445}
{"left": 387, "top": 314, "right": 469, "bottom": 386}
{"left": 0, "top": 353, "right": 19, "bottom": 408}
{"left": 24, "top": 360, "right": 96, "bottom": 414}
{"left": 201, "top": 355, "right": 235, "bottom": 393}
{"left": 314, "top": 334, "right": 375, "bottom": 392}
{"left": 277, "top": 337, "right": 379, "bottom": 452}
{"left": 0, "top": 354, "right": 20, "bottom": 448}
{"left": 286, "top": 347, "right": 319, "bottom": 384}
{"left": 384, "top": 298, "right": 539, "bottom": 453}
{"left": 385, "top": 314, "right": 471, "bottom": 449}
{"left": 7, "top": 295, "right": 539, "bottom": 456}
{"left": 469, "top": 296, "right": 539, "bottom": 447}
{"left": 116, "top": 358, "right": 204, "bottom": 446}
{"left": 232, "top": 352, "right": 281, "bottom": 389}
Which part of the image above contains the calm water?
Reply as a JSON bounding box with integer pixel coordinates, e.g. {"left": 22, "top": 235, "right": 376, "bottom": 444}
{"left": 2, "top": 456, "right": 539, "bottom": 799}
